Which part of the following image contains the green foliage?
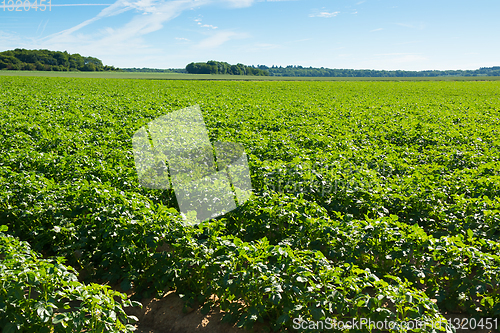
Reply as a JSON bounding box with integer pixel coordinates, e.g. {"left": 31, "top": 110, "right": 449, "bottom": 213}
{"left": 265, "top": 65, "right": 500, "bottom": 77}
{"left": 0, "top": 225, "right": 140, "bottom": 332}
{"left": 0, "top": 49, "right": 118, "bottom": 72}
{"left": 146, "top": 229, "right": 448, "bottom": 332}
{"left": 186, "top": 61, "right": 269, "bottom": 76}
{"left": 1, "top": 77, "right": 500, "bottom": 331}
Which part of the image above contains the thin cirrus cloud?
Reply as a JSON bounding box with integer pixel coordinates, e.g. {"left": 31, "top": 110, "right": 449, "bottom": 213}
{"left": 36, "top": 20, "right": 50, "bottom": 36}
{"left": 223, "top": 0, "right": 254, "bottom": 7}
{"left": 309, "top": 11, "right": 340, "bottom": 18}
{"left": 392, "top": 54, "right": 428, "bottom": 63}
{"left": 42, "top": 0, "right": 212, "bottom": 48}
{"left": 40, "top": 0, "right": 267, "bottom": 51}
{"left": 194, "top": 31, "right": 249, "bottom": 49}
{"left": 42, "top": 0, "right": 138, "bottom": 39}
{"left": 395, "top": 22, "right": 426, "bottom": 30}
{"left": 223, "top": 0, "right": 297, "bottom": 8}
{"left": 50, "top": 3, "right": 113, "bottom": 6}
{"left": 2, "top": 0, "right": 298, "bottom": 66}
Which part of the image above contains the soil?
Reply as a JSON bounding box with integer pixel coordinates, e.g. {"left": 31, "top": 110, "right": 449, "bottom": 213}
{"left": 126, "top": 291, "right": 271, "bottom": 333}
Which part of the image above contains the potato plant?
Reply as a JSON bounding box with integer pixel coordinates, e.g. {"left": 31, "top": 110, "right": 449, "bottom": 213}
{"left": 1, "top": 77, "right": 500, "bottom": 331}
{"left": 0, "top": 225, "right": 140, "bottom": 332}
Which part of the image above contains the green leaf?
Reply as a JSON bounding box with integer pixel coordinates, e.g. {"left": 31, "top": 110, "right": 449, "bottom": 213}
{"left": 277, "top": 314, "right": 289, "bottom": 325}
{"left": 271, "top": 293, "right": 282, "bottom": 305}
{"left": 467, "top": 229, "right": 474, "bottom": 239}
{"left": 310, "top": 308, "right": 325, "bottom": 320}
{"left": 3, "top": 323, "right": 17, "bottom": 333}
{"left": 120, "top": 278, "right": 132, "bottom": 292}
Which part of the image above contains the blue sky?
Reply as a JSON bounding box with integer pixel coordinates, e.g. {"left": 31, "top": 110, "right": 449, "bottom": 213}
{"left": 1, "top": 0, "right": 499, "bottom": 70}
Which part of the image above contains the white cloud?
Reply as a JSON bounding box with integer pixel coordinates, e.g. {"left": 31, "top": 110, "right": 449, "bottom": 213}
{"left": 43, "top": 0, "right": 211, "bottom": 47}
{"left": 220, "top": 0, "right": 297, "bottom": 8}
{"left": 22, "top": 0, "right": 298, "bottom": 50}
{"left": 1, "top": 0, "right": 291, "bottom": 65}
{"left": 175, "top": 37, "right": 190, "bottom": 41}
{"left": 221, "top": 0, "right": 254, "bottom": 7}
{"left": 41, "top": 0, "right": 135, "bottom": 39}
{"left": 392, "top": 54, "right": 428, "bottom": 63}
{"left": 195, "top": 18, "right": 218, "bottom": 29}
{"left": 0, "top": 30, "right": 23, "bottom": 48}
{"left": 370, "top": 28, "right": 383, "bottom": 32}
{"left": 23, "top": 0, "right": 218, "bottom": 65}
{"left": 124, "top": 0, "right": 160, "bottom": 13}
{"left": 309, "top": 11, "right": 340, "bottom": 18}
{"left": 241, "top": 42, "right": 281, "bottom": 52}
{"left": 194, "top": 31, "right": 248, "bottom": 49}
{"left": 395, "top": 22, "right": 426, "bottom": 30}
{"left": 50, "top": 3, "right": 113, "bottom": 6}
{"left": 36, "top": 20, "right": 49, "bottom": 36}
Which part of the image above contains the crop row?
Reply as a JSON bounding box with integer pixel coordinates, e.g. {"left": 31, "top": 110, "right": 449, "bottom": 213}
{"left": 1, "top": 77, "right": 500, "bottom": 331}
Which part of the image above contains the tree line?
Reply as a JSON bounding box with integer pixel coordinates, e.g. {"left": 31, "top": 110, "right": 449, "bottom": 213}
{"left": 259, "top": 65, "right": 500, "bottom": 77}
{"left": 186, "top": 61, "right": 269, "bottom": 76}
{"left": 0, "top": 49, "right": 118, "bottom": 71}
{"left": 2, "top": 49, "right": 498, "bottom": 77}
{"left": 185, "top": 62, "right": 500, "bottom": 77}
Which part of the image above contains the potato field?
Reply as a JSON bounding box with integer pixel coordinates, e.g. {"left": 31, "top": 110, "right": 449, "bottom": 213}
{"left": 1, "top": 77, "right": 500, "bottom": 332}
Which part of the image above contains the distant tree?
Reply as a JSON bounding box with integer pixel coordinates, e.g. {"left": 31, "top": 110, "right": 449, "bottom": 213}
{"left": 22, "top": 63, "right": 36, "bottom": 70}
{"left": 34, "top": 61, "right": 44, "bottom": 71}
{"left": 0, "top": 49, "right": 118, "bottom": 72}
{"left": 186, "top": 61, "right": 269, "bottom": 75}
{"left": 82, "top": 63, "right": 96, "bottom": 71}
{"left": 53, "top": 51, "right": 69, "bottom": 67}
